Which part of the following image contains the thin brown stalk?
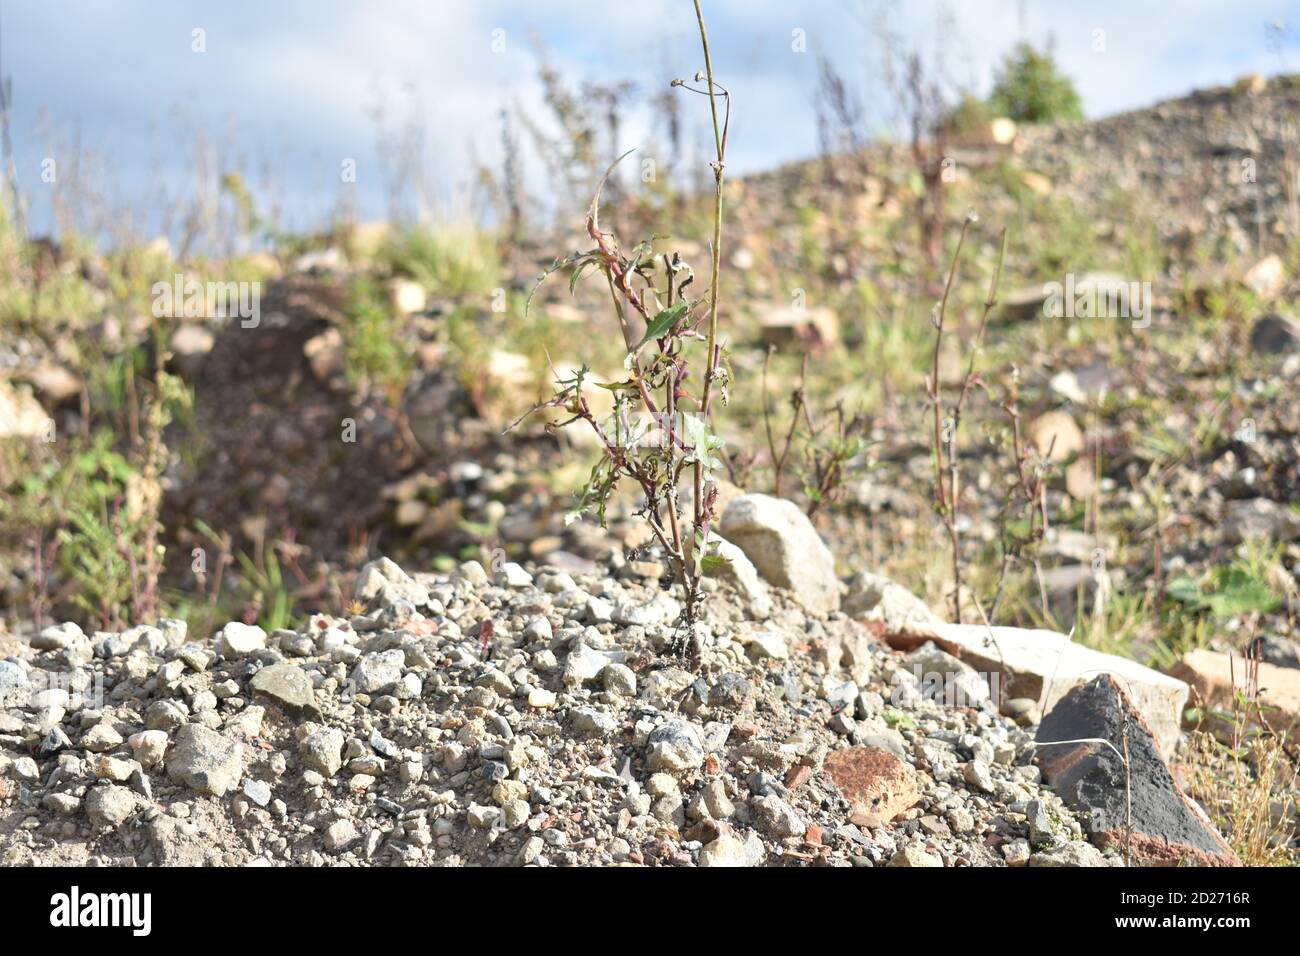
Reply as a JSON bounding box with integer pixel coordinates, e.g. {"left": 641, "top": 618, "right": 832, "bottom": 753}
{"left": 689, "top": 0, "right": 728, "bottom": 583}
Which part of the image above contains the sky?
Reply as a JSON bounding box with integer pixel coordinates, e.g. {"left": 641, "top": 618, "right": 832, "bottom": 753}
{"left": 2, "top": 0, "right": 1298, "bottom": 246}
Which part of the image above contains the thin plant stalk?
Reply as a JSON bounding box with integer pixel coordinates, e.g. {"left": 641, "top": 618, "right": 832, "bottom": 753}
{"left": 516, "top": 3, "right": 729, "bottom": 661}
{"left": 927, "top": 218, "right": 1006, "bottom": 621}
{"left": 689, "top": 0, "right": 728, "bottom": 574}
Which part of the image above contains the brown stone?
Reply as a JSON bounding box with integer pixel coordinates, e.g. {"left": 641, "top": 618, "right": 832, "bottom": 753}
{"left": 1169, "top": 648, "right": 1300, "bottom": 742}
{"left": 1243, "top": 253, "right": 1285, "bottom": 300}
{"left": 759, "top": 305, "right": 839, "bottom": 350}
{"left": 823, "top": 746, "right": 920, "bottom": 828}
{"left": 1026, "top": 410, "right": 1084, "bottom": 463}
{"left": 784, "top": 764, "right": 812, "bottom": 790}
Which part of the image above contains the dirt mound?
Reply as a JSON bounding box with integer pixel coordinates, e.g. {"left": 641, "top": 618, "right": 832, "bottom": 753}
{"left": 161, "top": 275, "right": 478, "bottom": 570}
{"left": 1020, "top": 75, "right": 1300, "bottom": 249}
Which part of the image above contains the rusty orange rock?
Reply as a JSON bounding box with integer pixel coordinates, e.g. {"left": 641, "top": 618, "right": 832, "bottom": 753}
{"left": 823, "top": 746, "right": 920, "bottom": 828}
{"left": 784, "top": 764, "right": 813, "bottom": 790}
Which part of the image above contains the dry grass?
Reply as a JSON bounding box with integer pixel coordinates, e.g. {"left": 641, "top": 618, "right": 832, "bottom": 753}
{"left": 1185, "top": 728, "right": 1299, "bottom": 866}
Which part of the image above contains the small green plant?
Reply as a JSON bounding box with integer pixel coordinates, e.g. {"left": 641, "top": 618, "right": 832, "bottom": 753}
{"left": 760, "top": 349, "right": 871, "bottom": 517}
{"left": 341, "top": 277, "right": 414, "bottom": 405}
{"left": 518, "top": 1, "right": 729, "bottom": 655}
{"left": 380, "top": 226, "right": 499, "bottom": 298}
{"left": 57, "top": 502, "right": 135, "bottom": 631}
{"left": 882, "top": 707, "right": 915, "bottom": 731}
{"left": 234, "top": 545, "right": 294, "bottom": 632}
{"left": 191, "top": 519, "right": 298, "bottom": 632}
{"left": 944, "top": 91, "right": 992, "bottom": 136}
{"left": 49, "top": 368, "right": 189, "bottom": 630}
{"left": 987, "top": 42, "right": 1084, "bottom": 125}
{"left": 1167, "top": 545, "right": 1283, "bottom": 618}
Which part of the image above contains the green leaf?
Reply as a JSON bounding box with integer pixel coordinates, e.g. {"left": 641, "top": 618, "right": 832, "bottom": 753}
{"left": 1167, "top": 567, "right": 1279, "bottom": 617}
{"left": 700, "top": 554, "right": 731, "bottom": 573}
{"left": 1203, "top": 568, "right": 1278, "bottom": 617}
{"left": 569, "top": 258, "right": 597, "bottom": 296}
{"left": 1165, "top": 575, "right": 1203, "bottom": 607}
{"left": 593, "top": 377, "right": 640, "bottom": 392}
{"left": 635, "top": 303, "right": 689, "bottom": 351}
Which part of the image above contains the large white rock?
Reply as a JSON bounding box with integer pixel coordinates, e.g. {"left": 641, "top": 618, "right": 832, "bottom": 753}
{"left": 886, "top": 622, "right": 1189, "bottom": 759}
{"left": 214, "top": 622, "right": 267, "bottom": 659}
{"left": 704, "top": 537, "right": 771, "bottom": 618}
{"left": 354, "top": 556, "right": 431, "bottom": 608}
{"left": 720, "top": 494, "right": 839, "bottom": 614}
{"left": 1170, "top": 648, "right": 1300, "bottom": 743}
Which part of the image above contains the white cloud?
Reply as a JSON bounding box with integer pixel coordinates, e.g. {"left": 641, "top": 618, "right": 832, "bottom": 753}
{"left": 3, "top": 0, "right": 1297, "bottom": 242}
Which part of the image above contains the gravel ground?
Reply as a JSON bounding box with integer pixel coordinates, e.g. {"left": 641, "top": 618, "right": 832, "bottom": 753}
{"left": 0, "top": 554, "right": 1109, "bottom": 868}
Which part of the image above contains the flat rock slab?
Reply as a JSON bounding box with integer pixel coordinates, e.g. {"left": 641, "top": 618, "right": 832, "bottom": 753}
{"left": 822, "top": 746, "right": 919, "bottom": 828}
{"left": 249, "top": 663, "right": 321, "bottom": 718}
{"left": 1036, "top": 675, "right": 1238, "bottom": 867}
{"left": 1168, "top": 648, "right": 1300, "bottom": 742}
{"left": 886, "top": 622, "right": 1188, "bottom": 759}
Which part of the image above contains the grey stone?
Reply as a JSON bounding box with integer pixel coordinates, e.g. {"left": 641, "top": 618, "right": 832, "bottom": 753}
{"left": 32, "top": 622, "right": 83, "bottom": 651}
{"left": 1037, "top": 674, "right": 1238, "bottom": 866}
{"left": 85, "top": 785, "right": 136, "bottom": 828}
{"left": 300, "top": 727, "right": 346, "bottom": 777}
{"left": 1029, "top": 841, "right": 1109, "bottom": 867}
{"left": 1225, "top": 498, "right": 1300, "bottom": 544}
{"left": 907, "top": 641, "right": 991, "bottom": 707}
{"left": 355, "top": 557, "right": 430, "bottom": 608}
{"left": 350, "top": 649, "right": 405, "bottom": 694}
{"left": 249, "top": 663, "right": 320, "bottom": 717}
{"left": 703, "top": 537, "right": 772, "bottom": 618}
{"left": 962, "top": 760, "right": 995, "bottom": 794}
{"left": 166, "top": 724, "right": 245, "bottom": 797}
{"left": 214, "top": 622, "right": 267, "bottom": 658}
{"left": 1026, "top": 799, "right": 1057, "bottom": 847}
{"left": 751, "top": 794, "right": 807, "bottom": 837}
{"left": 600, "top": 663, "right": 637, "bottom": 696}
{"left": 243, "top": 779, "right": 272, "bottom": 807}
{"left": 889, "top": 844, "right": 944, "bottom": 867}
{"left": 708, "top": 672, "right": 753, "bottom": 709}
{"left": 645, "top": 721, "right": 704, "bottom": 773}
{"left": 842, "top": 571, "right": 938, "bottom": 633}
{"left": 698, "top": 833, "right": 749, "bottom": 866}
{"left": 568, "top": 707, "right": 619, "bottom": 736}
{"left": 39, "top": 726, "right": 72, "bottom": 757}
{"left": 324, "top": 819, "right": 360, "bottom": 852}
{"left": 0, "top": 660, "right": 27, "bottom": 703}
{"left": 1249, "top": 313, "right": 1300, "bottom": 355}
